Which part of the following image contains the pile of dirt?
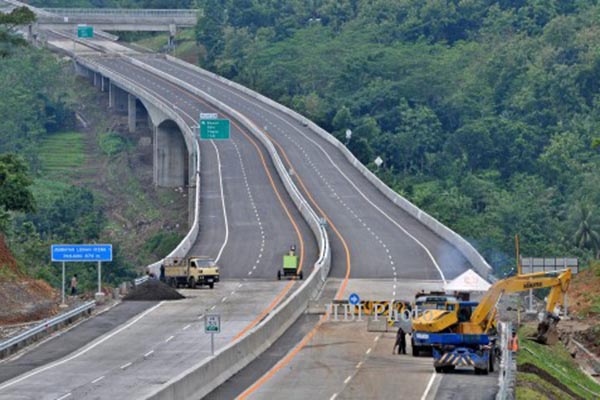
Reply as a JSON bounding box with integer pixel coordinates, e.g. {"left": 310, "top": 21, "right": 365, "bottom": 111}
{"left": 0, "top": 235, "right": 58, "bottom": 324}
{"left": 0, "top": 234, "right": 22, "bottom": 279}
{"left": 569, "top": 263, "right": 600, "bottom": 317}
{"left": 123, "top": 279, "right": 185, "bottom": 301}
{"left": 0, "top": 279, "right": 59, "bottom": 324}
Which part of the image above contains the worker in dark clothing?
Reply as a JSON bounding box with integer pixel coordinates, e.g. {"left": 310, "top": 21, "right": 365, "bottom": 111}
{"left": 159, "top": 264, "right": 165, "bottom": 282}
{"left": 393, "top": 327, "right": 407, "bottom": 355}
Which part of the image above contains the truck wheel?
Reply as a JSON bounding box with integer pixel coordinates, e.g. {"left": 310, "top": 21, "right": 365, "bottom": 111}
{"left": 209, "top": 282, "right": 214, "bottom": 289}
{"left": 489, "top": 352, "right": 495, "bottom": 373}
{"left": 435, "top": 366, "right": 443, "bottom": 373}
{"left": 299, "top": 271, "right": 303, "bottom": 280}
{"left": 188, "top": 277, "right": 196, "bottom": 288}
{"left": 412, "top": 346, "right": 420, "bottom": 357}
{"left": 277, "top": 270, "right": 281, "bottom": 280}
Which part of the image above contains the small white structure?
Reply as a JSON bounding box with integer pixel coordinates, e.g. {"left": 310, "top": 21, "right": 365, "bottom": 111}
{"left": 444, "top": 269, "right": 491, "bottom": 292}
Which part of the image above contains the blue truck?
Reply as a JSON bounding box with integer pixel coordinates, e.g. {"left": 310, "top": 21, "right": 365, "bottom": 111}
{"left": 416, "top": 332, "right": 496, "bottom": 375}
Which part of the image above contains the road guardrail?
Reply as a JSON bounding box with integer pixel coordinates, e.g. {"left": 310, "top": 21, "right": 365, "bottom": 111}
{"left": 0, "top": 301, "right": 95, "bottom": 359}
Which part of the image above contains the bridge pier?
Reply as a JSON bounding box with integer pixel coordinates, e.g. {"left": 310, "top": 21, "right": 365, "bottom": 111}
{"left": 108, "top": 82, "right": 128, "bottom": 113}
{"left": 154, "top": 120, "right": 188, "bottom": 188}
{"left": 128, "top": 94, "right": 136, "bottom": 133}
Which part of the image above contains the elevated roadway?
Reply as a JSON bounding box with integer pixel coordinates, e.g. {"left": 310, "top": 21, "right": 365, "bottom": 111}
{"left": 0, "top": 26, "right": 497, "bottom": 399}
{"left": 113, "top": 55, "right": 491, "bottom": 399}
{"left": 0, "top": 34, "right": 319, "bottom": 400}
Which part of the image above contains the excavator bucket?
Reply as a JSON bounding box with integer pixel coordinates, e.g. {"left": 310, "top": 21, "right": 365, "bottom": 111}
{"left": 534, "top": 316, "right": 560, "bottom": 345}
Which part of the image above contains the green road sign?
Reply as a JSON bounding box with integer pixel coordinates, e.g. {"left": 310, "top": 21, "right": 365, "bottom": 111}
{"left": 77, "top": 25, "right": 94, "bottom": 38}
{"left": 205, "top": 314, "right": 221, "bottom": 333}
{"left": 200, "top": 119, "right": 230, "bottom": 140}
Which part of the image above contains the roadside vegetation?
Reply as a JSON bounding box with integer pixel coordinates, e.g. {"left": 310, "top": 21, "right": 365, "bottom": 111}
{"left": 517, "top": 324, "right": 600, "bottom": 399}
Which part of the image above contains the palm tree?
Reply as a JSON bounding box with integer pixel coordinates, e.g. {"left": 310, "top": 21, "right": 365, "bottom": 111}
{"left": 574, "top": 203, "right": 600, "bottom": 258}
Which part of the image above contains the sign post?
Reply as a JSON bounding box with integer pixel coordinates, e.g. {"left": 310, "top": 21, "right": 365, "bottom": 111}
{"left": 205, "top": 314, "right": 221, "bottom": 356}
{"left": 61, "top": 262, "right": 66, "bottom": 307}
{"left": 51, "top": 244, "right": 112, "bottom": 298}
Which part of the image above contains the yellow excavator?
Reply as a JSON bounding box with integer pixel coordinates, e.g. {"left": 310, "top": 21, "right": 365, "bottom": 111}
{"left": 412, "top": 269, "right": 572, "bottom": 374}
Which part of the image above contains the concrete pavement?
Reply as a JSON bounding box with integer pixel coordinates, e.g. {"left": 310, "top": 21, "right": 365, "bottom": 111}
{"left": 0, "top": 281, "right": 296, "bottom": 400}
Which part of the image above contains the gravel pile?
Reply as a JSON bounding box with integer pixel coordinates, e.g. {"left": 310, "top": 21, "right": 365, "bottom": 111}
{"left": 124, "top": 279, "right": 185, "bottom": 301}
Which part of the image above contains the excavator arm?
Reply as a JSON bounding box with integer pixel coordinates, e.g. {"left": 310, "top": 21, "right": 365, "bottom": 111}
{"left": 469, "top": 269, "right": 572, "bottom": 327}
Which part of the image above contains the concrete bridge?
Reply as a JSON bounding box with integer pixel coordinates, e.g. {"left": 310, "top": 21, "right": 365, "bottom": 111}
{"left": 77, "top": 61, "right": 194, "bottom": 189}
{"left": 38, "top": 8, "right": 199, "bottom": 32}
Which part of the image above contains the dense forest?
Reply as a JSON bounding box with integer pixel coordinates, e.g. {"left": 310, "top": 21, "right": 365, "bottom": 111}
{"left": 192, "top": 0, "right": 600, "bottom": 272}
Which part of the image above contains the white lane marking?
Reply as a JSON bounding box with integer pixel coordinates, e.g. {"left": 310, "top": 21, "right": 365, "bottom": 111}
{"left": 185, "top": 67, "right": 447, "bottom": 281}
{"left": 344, "top": 375, "right": 352, "bottom": 384}
{"left": 165, "top": 335, "right": 174, "bottom": 343}
{"left": 356, "top": 361, "right": 363, "bottom": 369}
{"left": 420, "top": 372, "right": 437, "bottom": 400}
{"left": 374, "top": 336, "right": 380, "bottom": 342}
{"left": 210, "top": 139, "right": 229, "bottom": 264}
{"left": 144, "top": 350, "right": 154, "bottom": 358}
{"left": 91, "top": 376, "right": 104, "bottom": 384}
{"left": 56, "top": 394, "right": 72, "bottom": 400}
{"left": 222, "top": 297, "right": 227, "bottom": 302}
{"left": 330, "top": 394, "right": 338, "bottom": 400}
{"left": 120, "top": 362, "right": 132, "bottom": 370}
{"left": 0, "top": 302, "right": 163, "bottom": 391}
{"left": 210, "top": 305, "right": 216, "bottom": 310}
{"left": 366, "top": 348, "right": 372, "bottom": 355}
{"left": 183, "top": 324, "right": 191, "bottom": 331}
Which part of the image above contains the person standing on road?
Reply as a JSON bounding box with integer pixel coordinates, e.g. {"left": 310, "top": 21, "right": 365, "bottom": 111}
{"left": 509, "top": 330, "right": 519, "bottom": 352}
{"left": 394, "top": 327, "right": 407, "bottom": 354}
{"left": 70, "top": 274, "right": 78, "bottom": 296}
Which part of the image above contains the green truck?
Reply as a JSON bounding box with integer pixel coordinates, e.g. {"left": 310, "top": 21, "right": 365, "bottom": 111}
{"left": 277, "top": 245, "right": 303, "bottom": 280}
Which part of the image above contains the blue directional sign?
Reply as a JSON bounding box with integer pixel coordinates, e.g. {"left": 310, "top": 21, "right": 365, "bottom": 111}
{"left": 349, "top": 293, "right": 360, "bottom": 305}
{"left": 51, "top": 244, "right": 112, "bottom": 262}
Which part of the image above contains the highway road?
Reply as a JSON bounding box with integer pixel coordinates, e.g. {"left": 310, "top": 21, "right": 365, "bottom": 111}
{"left": 2, "top": 29, "right": 498, "bottom": 399}
{"left": 0, "top": 282, "right": 295, "bottom": 400}
{"left": 116, "top": 55, "right": 494, "bottom": 399}
{"left": 0, "top": 35, "right": 319, "bottom": 400}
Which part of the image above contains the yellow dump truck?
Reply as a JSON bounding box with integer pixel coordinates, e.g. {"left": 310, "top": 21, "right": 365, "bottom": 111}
{"left": 164, "top": 256, "right": 220, "bottom": 289}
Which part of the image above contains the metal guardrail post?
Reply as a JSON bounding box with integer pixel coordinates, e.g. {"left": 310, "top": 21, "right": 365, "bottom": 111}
{"left": 496, "top": 321, "right": 515, "bottom": 400}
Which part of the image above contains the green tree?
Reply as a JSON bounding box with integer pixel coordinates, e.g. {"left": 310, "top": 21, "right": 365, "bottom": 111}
{"left": 573, "top": 203, "right": 600, "bottom": 258}
{"left": 0, "top": 7, "right": 36, "bottom": 57}
{"left": 195, "top": 0, "right": 226, "bottom": 66}
{"left": 0, "top": 154, "right": 35, "bottom": 231}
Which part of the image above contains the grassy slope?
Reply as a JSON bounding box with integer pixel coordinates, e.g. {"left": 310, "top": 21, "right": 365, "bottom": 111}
{"left": 34, "top": 131, "right": 86, "bottom": 200}
{"left": 134, "top": 29, "right": 201, "bottom": 64}
{"left": 517, "top": 324, "right": 600, "bottom": 399}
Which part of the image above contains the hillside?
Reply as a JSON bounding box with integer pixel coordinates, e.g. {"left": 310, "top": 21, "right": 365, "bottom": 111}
{"left": 0, "top": 234, "right": 57, "bottom": 325}
{"left": 186, "top": 0, "right": 600, "bottom": 274}
{"left": 517, "top": 323, "right": 600, "bottom": 400}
